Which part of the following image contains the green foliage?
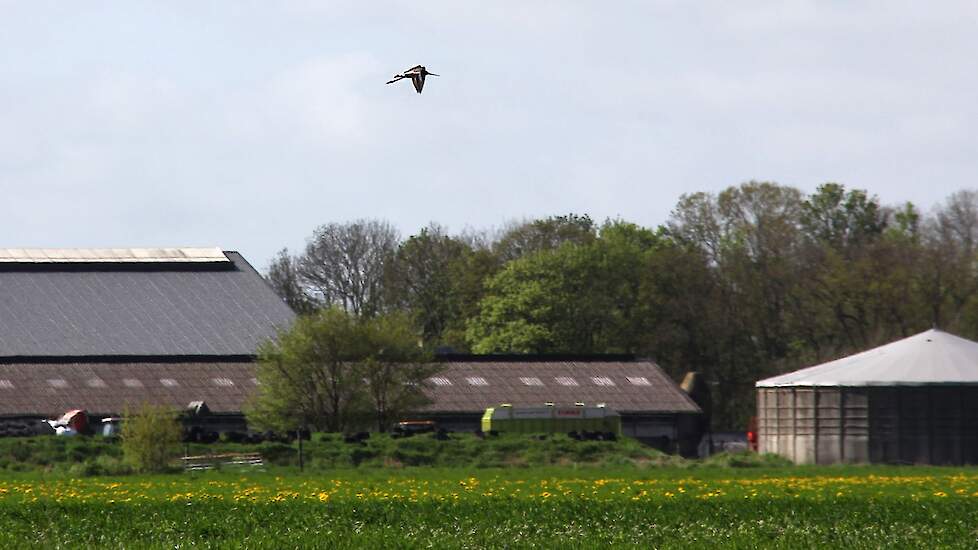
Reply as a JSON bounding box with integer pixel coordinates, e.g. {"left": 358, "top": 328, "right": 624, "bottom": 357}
{"left": 361, "top": 313, "right": 438, "bottom": 431}
{"left": 0, "top": 433, "right": 675, "bottom": 472}
{"left": 120, "top": 403, "right": 182, "bottom": 473}
{"left": 383, "top": 224, "right": 473, "bottom": 348}
{"left": 0, "top": 435, "right": 123, "bottom": 473}
{"left": 801, "top": 183, "right": 887, "bottom": 251}
{"left": 190, "top": 433, "right": 669, "bottom": 469}
{"left": 467, "top": 221, "right": 661, "bottom": 353}
{"left": 696, "top": 451, "right": 793, "bottom": 468}
{"left": 494, "top": 213, "right": 597, "bottom": 261}
{"left": 248, "top": 308, "right": 434, "bottom": 433}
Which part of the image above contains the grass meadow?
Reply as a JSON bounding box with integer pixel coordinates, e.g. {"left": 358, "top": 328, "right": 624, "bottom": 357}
{"left": 2, "top": 466, "right": 977, "bottom": 548}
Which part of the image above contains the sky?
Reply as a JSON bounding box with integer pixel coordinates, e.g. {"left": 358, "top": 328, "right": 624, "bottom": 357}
{"left": 1, "top": 1, "right": 977, "bottom": 270}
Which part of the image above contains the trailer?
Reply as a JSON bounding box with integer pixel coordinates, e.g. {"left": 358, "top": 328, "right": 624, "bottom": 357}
{"left": 481, "top": 404, "right": 622, "bottom": 436}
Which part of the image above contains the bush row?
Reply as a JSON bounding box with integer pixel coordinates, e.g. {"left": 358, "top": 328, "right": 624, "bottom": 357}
{"left": 0, "top": 432, "right": 790, "bottom": 475}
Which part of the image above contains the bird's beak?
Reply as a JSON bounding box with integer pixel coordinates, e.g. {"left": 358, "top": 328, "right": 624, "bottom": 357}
{"left": 428, "top": 73, "right": 439, "bottom": 77}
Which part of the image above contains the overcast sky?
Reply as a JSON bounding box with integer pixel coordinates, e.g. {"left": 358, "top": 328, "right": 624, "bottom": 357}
{"left": 2, "top": 2, "right": 977, "bottom": 269}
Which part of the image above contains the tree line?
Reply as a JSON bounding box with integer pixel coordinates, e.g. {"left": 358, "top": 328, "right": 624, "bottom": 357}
{"left": 265, "top": 182, "right": 978, "bottom": 429}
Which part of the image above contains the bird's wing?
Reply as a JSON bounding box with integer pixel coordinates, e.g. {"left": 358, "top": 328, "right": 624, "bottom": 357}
{"left": 386, "top": 75, "right": 405, "bottom": 84}
{"left": 412, "top": 74, "right": 425, "bottom": 93}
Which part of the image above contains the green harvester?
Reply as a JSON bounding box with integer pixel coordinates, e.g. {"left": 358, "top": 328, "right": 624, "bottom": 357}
{"left": 481, "top": 404, "right": 622, "bottom": 436}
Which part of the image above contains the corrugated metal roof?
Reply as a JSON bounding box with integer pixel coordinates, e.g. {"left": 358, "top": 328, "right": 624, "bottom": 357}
{"left": 0, "top": 251, "right": 295, "bottom": 357}
{"left": 756, "top": 329, "right": 978, "bottom": 387}
{"left": 422, "top": 360, "right": 700, "bottom": 414}
{"left": 0, "top": 361, "right": 257, "bottom": 416}
{"left": 0, "top": 359, "right": 700, "bottom": 417}
{"left": 0, "top": 247, "right": 229, "bottom": 263}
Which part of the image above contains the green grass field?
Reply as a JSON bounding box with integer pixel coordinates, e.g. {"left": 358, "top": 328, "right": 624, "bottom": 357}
{"left": 2, "top": 466, "right": 977, "bottom": 548}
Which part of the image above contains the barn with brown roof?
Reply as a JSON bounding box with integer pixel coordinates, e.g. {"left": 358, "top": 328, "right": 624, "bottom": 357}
{"left": 420, "top": 354, "right": 702, "bottom": 453}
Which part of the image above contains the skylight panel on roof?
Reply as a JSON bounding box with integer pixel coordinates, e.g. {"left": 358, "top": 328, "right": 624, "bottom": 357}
{"left": 466, "top": 376, "right": 489, "bottom": 386}
{"left": 627, "top": 376, "right": 651, "bottom": 386}
{"left": 123, "top": 378, "right": 143, "bottom": 388}
{"left": 0, "top": 247, "right": 229, "bottom": 263}
{"left": 520, "top": 377, "right": 544, "bottom": 386}
{"left": 430, "top": 377, "right": 452, "bottom": 386}
{"left": 160, "top": 378, "right": 178, "bottom": 387}
{"left": 591, "top": 376, "right": 615, "bottom": 386}
{"left": 87, "top": 378, "right": 107, "bottom": 388}
{"left": 555, "top": 376, "right": 579, "bottom": 386}
{"left": 47, "top": 379, "right": 68, "bottom": 388}
{"left": 0, "top": 380, "right": 13, "bottom": 389}
{"left": 212, "top": 378, "right": 234, "bottom": 387}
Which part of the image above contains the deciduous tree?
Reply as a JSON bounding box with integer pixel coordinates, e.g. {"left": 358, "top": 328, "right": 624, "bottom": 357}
{"left": 298, "top": 219, "right": 399, "bottom": 317}
{"left": 247, "top": 308, "right": 434, "bottom": 433}
{"left": 494, "top": 214, "right": 597, "bottom": 262}
{"left": 265, "top": 248, "right": 317, "bottom": 314}
{"left": 384, "top": 224, "right": 470, "bottom": 347}
{"left": 121, "top": 403, "right": 182, "bottom": 473}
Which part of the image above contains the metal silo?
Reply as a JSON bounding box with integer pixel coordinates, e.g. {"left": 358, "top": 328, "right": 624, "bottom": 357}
{"left": 756, "top": 329, "right": 978, "bottom": 465}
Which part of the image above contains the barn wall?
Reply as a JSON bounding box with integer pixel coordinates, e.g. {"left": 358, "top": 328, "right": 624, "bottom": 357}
{"left": 760, "top": 386, "right": 978, "bottom": 465}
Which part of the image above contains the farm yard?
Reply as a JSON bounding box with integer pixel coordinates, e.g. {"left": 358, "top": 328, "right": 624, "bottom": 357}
{"left": 2, "top": 467, "right": 977, "bottom": 548}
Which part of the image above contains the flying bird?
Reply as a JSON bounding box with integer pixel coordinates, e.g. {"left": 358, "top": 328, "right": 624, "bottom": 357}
{"left": 386, "top": 65, "right": 439, "bottom": 94}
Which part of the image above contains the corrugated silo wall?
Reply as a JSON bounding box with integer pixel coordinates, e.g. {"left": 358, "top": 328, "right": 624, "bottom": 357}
{"left": 757, "top": 387, "right": 868, "bottom": 464}
{"left": 758, "top": 386, "right": 978, "bottom": 465}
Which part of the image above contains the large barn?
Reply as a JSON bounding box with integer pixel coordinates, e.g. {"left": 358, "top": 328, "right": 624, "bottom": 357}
{"left": 0, "top": 247, "right": 295, "bottom": 428}
{"left": 419, "top": 355, "right": 702, "bottom": 453}
{"left": 756, "top": 329, "right": 978, "bottom": 465}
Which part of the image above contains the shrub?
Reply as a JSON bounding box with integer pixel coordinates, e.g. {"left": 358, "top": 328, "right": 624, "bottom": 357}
{"left": 92, "top": 455, "right": 132, "bottom": 476}
{"left": 120, "top": 403, "right": 182, "bottom": 473}
{"left": 699, "top": 451, "right": 792, "bottom": 468}
{"left": 350, "top": 447, "right": 380, "bottom": 466}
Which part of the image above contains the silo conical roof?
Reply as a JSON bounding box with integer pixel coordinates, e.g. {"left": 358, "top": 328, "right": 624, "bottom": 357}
{"left": 756, "top": 329, "right": 978, "bottom": 387}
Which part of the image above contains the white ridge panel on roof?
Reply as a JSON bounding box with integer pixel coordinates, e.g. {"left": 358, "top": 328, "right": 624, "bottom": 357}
{"left": 0, "top": 247, "right": 229, "bottom": 263}
{"left": 756, "top": 329, "right": 978, "bottom": 387}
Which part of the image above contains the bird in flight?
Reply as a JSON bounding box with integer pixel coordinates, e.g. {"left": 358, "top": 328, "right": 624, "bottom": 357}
{"left": 386, "top": 65, "right": 439, "bottom": 94}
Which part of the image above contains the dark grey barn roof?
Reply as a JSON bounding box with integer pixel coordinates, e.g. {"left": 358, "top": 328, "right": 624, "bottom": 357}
{"left": 0, "top": 251, "right": 295, "bottom": 358}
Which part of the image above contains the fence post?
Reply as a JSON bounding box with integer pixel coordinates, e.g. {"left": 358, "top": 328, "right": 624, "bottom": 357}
{"left": 298, "top": 427, "right": 304, "bottom": 472}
